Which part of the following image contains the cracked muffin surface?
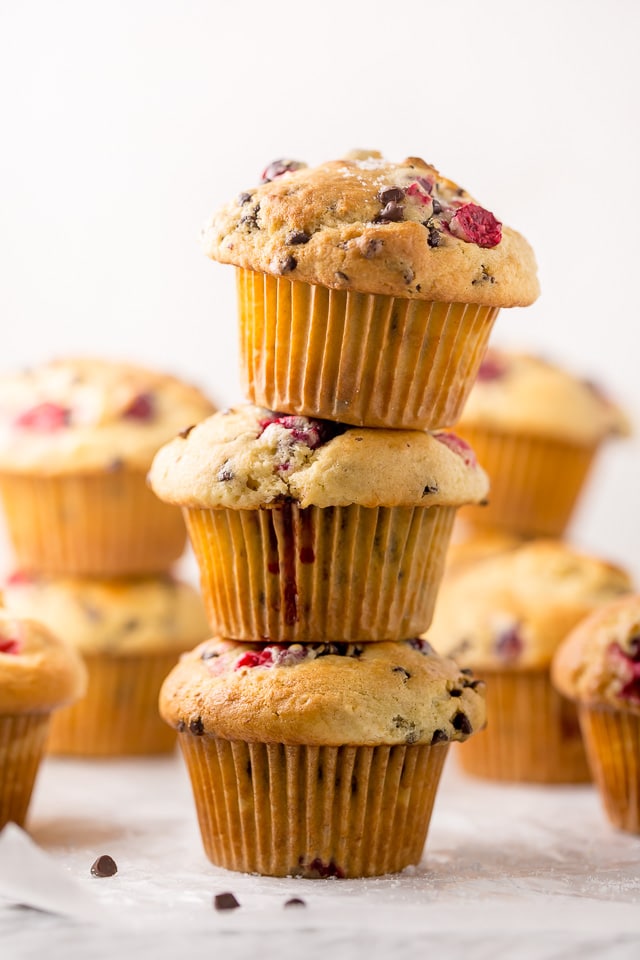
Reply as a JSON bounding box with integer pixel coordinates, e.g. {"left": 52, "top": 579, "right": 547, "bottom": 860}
{"left": 160, "top": 638, "right": 486, "bottom": 746}
{"left": 148, "top": 404, "right": 489, "bottom": 510}
{"left": 203, "top": 152, "right": 539, "bottom": 307}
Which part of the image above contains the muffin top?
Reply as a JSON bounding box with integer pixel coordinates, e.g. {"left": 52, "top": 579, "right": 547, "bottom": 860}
{"left": 0, "top": 357, "right": 215, "bottom": 474}
{"left": 2, "top": 571, "right": 210, "bottom": 656}
{"left": 202, "top": 151, "right": 539, "bottom": 307}
{"left": 148, "top": 405, "right": 490, "bottom": 510}
{"left": 552, "top": 594, "right": 640, "bottom": 714}
{"left": 458, "top": 350, "right": 630, "bottom": 444}
{"left": 159, "top": 638, "right": 486, "bottom": 746}
{"left": 0, "top": 610, "right": 86, "bottom": 714}
{"left": 444, "top": 524, "right": 523, "bottom": 577}
{"left": 427, "top": 540, "right": 632, "bottom": 670}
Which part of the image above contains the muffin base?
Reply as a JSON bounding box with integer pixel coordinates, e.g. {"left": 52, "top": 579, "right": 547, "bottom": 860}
{"left": 0, "top": 471, "right": 187, "bottom": 576}
{"left": 578, "top": 705, "right": 640, "bottom": 833}
{"left": 455, "top": 428, "right": 596, "bottom": 538}
{"left": 237, "top": 269, "right": 499, "bottom": 430}
{"left": 0, "top": 713, "right": 49, "bottom": 829}
{"left": 48, "top": 652, "right": 181, "bottom": 757}
{"left": 457, "top": 669, "right": 590, "bottom": 783}
{"left": 179, "top": 735, "right": 448, "bottom": 877}
{"left": 186, "top": 502, "right": 456, "bottom": 642}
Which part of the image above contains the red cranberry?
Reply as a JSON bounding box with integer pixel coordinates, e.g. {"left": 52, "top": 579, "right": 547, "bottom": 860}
{"left": 15, "top": 402, "right": 70, "bottom": 431}
{"left": 5, "top": 570, "right": 34, "bottom": 587}
{"left": 610, "top": 642, "right": 640, "bottom": 702}
{"left": 406, "top": 181, "right": 433, "bottom": 206}
{"left": 477, "top": 352, "right": 508, "bottom": 382}
{"left": 433, "top": 432, "right": 477, "bottom": 468}
{"left": 0, "top": 635, "right": 21, "bottom": 655}
{"left": 448, "top": 203, "right": 502, "bottom": 248}
{"left": 123, "top": 392, "right": 155, "bottom": 421}
{"left": 260, "top": 159, "right": 305, "bottom": 184}
{"left": 258, "top": 414, "right": 337, "bottom": 450}
{"left": 494, "top": 624, "right": 523, "bottom": 662}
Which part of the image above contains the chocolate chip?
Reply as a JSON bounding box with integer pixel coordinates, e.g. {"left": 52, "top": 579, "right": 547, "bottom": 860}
{"left": 284, "top": 897, "right": 306, "bottom": 908}
{"left": 374, "top": 200, "right": 404, "bottom": 223}
{"left": 449, "top": 689, "right": 463, "bottom": 697}
{"left": 432, "top": 198, "right": 442, "bottom": 215}
{"left": 460, "top": 668, "right": 474, "bottom": 676}
{"left": 426, "top": 225, "right": 442, "bottom": 247}
{"left": 214, "top": 892, "right": 240, "bottom": 911}
{"left": 422, "top": 483, "right": 439, "bottom": 496}
{"left": 280, "top": 255, "right": 297, "bottom": 273}
{"left": 357, "top": 236, "right": 383, "bottom": 258}
{"left": 90, "top": 855, "right": 117, "bottom": 878}
{"left": 286, "top": 230, "right": 310, "bottom": 245}
{"left": 392, "top": 666, "right": 411, "bottom": 682}
{"left": 217, "top": 462, "right": 234, "bottom": 482}
{"left": 377, "top": 186, "right": 405, "bottom": 204}
{"left": 335, "top": 270, "right": 349, "bottom": 283}
{"left": 189, "top": 717, "right": 204, "bottom": 736}
{"left": 178, "top": 424, "right": 195, "bottom": 439}
{"left": 201, "top": 648, "right": 220, "bottom": 660}
{"left": 237, "top": 192, "right": 253, "bottom": 205}
{"left": 403, "top": 267, "right": 415, "bottom": 284}
{"left": 431, "top": 729, "right": 448, "bottom": 745}
{"left": 106, "top": 457, "right": 124, "bottom": 473}
{"left": 239, "top": 203, "right": 260, "bottom": 228}
{"left": 452, "top": 712, "right": 473, "bottom": 735}
{"left": 176, "top": 720, "right": 186, "bottom": 732}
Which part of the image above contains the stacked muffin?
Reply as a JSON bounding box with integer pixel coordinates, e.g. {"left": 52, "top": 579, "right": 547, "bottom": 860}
{"left": 150, "top": 151, "right": 539, "bottom": 877}
{"left": 426, "top": 353, "right": 632, "bottom": 783}
{"left": 0, "top": 357, "right": 213, "bottom": 755}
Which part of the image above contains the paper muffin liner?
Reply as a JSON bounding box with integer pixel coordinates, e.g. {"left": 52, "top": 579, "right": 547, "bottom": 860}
{"left": 457, "top": 669, "right": 590, "bottom": 783}
{"left": 237, "top": 269, "right": 499, "bottom": 430}
{"left": 577, "top": 705, "right": 640, "bottom": 833}
{"left": 48, "top": 652, "right": 181, "bottom": 757}
{"left": 0, "top": 471, "right": 187, "bottom": 576}
{"left": 185, "top": 502, "right": 456, "bottom": 642}
{"left": 0, "top": 713, "right": 50, "bottom": 829}
{"left": 455, "top": 428, "right": 597, "bottom": 538}
{"left": 178, "top": 735, "right": 448, "bottom": 877}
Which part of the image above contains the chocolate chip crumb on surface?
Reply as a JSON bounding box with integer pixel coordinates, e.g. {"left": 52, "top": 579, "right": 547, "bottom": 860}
{"left": 90, "top": 854, "right": 118, "bottom": 878}
{"left": 214, "top": 892, "right": 240, "bottom": 911}
{"left": 284, "top": 897, "right": 307, "bottom": 908}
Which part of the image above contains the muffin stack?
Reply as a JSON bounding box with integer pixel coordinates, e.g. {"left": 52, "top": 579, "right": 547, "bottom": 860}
{"left": 426, "top": 353, "right": 632, "bottom": 783}
{"left": 150, "top": 151, "right": 539, "bottom": 877}
{"left": 0, "top": 357, "right": 213, "bottom": 756}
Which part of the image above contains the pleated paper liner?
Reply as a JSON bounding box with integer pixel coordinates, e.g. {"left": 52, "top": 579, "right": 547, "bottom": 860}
{"left": 179, "top": 735, "right": 448, "bottom": 877}
{"left": 185, "top": 502, "right": 456, "bottom": 642}
{"left": 47, "top": 652, "right": 181, "bottom": 757}
{"left": 578, "top": 705, "right": 640, "bottom": 833}
{"left": 0, "top": 471, "right": 187, "bottom": 576}
{"left": 0, "top": 713, "right": 49, "bottom": 829}
{"left": 237, "top": 269, "right": 499, "bottom": 430}
{"left": 455, "top": 428, "right": 597, "bottom": 538}
{"left": 457, "top": 669, "right": 591, "bottom": 783}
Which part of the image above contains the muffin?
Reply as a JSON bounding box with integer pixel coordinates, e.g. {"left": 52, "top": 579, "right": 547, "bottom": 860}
{"left": 2, "top": 571, "right": 210, "bottom": 756}
{"left": 456, "top": 350, "right": 629, "bottom": 537}
{"left": 427, "top": 540, "right": 632, "bottom": 782}
{"left": 552, "top": 594, "right": 640, "bottom": 833}
{"left": 0, "top": 610, "right": 85, "bottom": 827}
{"left": 160, "top": 637, "right": 486, "bottom": 877}
{"left": 202, "top": 151, "right": 539, "bottom": 430}
{"left": 0, "top": 357, "right": 214, "bottom": 575}
{"left": 148, "top": 405, "right": 489, "bottom": 643}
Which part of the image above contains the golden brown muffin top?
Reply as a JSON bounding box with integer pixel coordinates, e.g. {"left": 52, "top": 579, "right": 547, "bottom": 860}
{"left": 2, "top": 571, "right": 210, "bottom": 656}
{"left": 552, "top": 594, "right": 640, "bottom": 714}
{"left": 427, "top": 540, "right": 632, "bottom": 671}
{"left": 0, "top": 610, "right": 86, "bottom": 714}
{"left": 0, "top": 357, "right": 215, "bottom": 474}
{"left": 458, "top": 350, "right": 630, "bottom": 444}
{"left": 202, "top": 151, "right": 539, "bottom": 307}
{"left": 148, "top": 404, "right": 490, "bottom": 510}
{"left": 159, "top": 638, "right": 486, "bottom": 746}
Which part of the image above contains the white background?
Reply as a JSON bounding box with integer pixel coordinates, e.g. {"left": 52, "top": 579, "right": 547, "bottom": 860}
{"left": 0, "top": 0, "right": 639, "bottom": 579}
